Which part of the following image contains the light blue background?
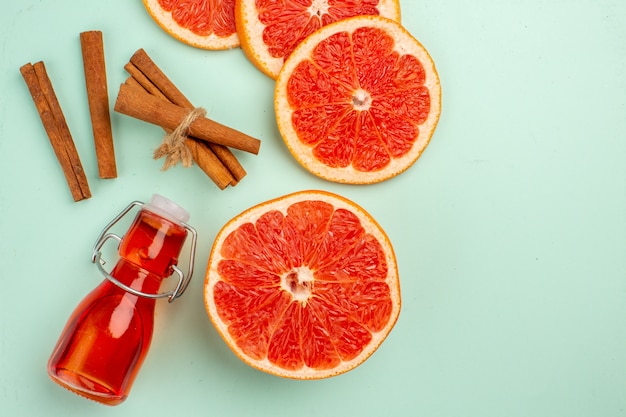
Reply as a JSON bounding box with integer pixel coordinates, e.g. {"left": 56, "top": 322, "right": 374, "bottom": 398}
{"left": 1, "top": 1, "right": 625, "bottom": 415}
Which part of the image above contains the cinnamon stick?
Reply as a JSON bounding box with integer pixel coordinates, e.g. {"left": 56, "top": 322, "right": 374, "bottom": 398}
{"left": 208, "top": 143, "right": 247, "bottom": 184}
{"left": 114, "top": 82, "right": 261, "bottom": 155}
{"left": 124, "top": 62, "right": 165, "bottom": 99}
{"left": 80, "top": 30, "right": 116, "bottom": 178}
{"left": 125, "top": 50, "right": 247, "bottom": 183}
{"left": 20, "top": 62, "right": 91, "bottom": 201}
{"left": 186, "top": 139, "right": 235, "bottom": 189}
{"left": 129, "top": 49, "right": 191, "bottom": 108}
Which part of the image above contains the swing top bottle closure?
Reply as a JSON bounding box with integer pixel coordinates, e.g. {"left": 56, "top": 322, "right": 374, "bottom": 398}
{"left": 47, "top": 195, "right": 197, "bottom": 405}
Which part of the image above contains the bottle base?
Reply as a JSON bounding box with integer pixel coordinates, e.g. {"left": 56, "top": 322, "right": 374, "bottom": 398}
{"left": 49, "top": 368, "right": 127, "bottom": 406}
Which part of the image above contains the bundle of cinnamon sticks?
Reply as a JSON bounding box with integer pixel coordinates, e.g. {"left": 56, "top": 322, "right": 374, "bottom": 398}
{"left": 115, "top": 49, "right": 260, "bottom": 190}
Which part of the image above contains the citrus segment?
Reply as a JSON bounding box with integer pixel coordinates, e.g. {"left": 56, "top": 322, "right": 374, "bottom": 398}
{"left": 236, "top": 0, "right": 401, "bottom": 78}
{"left": 204, "top": 190, "right": 400, "bottom": 379}
{"left": 143, "top": 0, "right": 239, "bottom": 50}
{"left": 275, "top": 15, "right": 441, "bottom": 184}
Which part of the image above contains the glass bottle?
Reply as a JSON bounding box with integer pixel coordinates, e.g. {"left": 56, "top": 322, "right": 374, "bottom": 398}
{"left": 47, "top": 194, "right": 197, "bottom": 405}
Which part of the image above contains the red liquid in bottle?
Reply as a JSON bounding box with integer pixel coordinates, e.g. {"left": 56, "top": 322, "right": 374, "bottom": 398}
{"left": 48, "top": 201, "right": 188, "bottom": 405}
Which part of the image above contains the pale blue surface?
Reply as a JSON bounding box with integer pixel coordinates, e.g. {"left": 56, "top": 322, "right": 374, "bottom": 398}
{"left": 1, "top": 1, "right": 625, "bottom": 416}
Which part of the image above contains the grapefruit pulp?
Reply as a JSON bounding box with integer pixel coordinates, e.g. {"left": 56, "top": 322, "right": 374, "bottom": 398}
{"left": 204, "top": 190, "right": 401, "bottom": 379}
{"left": 274, "top": 15, "right": 442, "bottom": 184}
{"left": 143, "top": 0, "right": 239, "bottom": 50}
{"left": 236, "top": 0, "right": 401, "bottom": 79}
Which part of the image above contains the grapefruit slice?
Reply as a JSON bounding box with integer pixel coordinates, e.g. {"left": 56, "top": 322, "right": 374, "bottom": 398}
{"left": 143, "top": 0, "right": 239, "bottom": 50}
{"left": 275, "top": 15, "right": 441, "bottom": 184}
{"left": 236, "top": 0, "right": 401, "bottom": 79}
{"left": 204, "top": 190, "right": 400, "bottom": 379}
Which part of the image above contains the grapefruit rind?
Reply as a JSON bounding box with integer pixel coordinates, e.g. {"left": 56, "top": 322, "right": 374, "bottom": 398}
{"left": 143, "top": 0, "right": 240, "bottom": 50}
{"left": 236, "top": 0, "right": 402, "bottom": 79}
{"left": 274, "top": 15, "right": 442, "bottom": 184}
{"left": 204, "top": 190, "right": 401, "bottom": 379}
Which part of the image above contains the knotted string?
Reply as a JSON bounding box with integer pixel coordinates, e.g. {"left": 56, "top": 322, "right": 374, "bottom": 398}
{"left": 153, "top": 107, "right": 207, "bottom": 170}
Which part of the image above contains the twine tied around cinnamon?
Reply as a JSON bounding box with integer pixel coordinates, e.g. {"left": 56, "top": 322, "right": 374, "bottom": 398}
{"left": 153, "top": 107, "right": 206, "bottom": 170}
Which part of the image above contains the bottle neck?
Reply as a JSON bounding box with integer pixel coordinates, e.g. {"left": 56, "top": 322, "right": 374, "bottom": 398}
{"left": 118, "top": 209, "right": 188, "bottom": 278}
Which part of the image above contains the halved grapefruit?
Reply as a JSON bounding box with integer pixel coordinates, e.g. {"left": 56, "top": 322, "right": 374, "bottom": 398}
{"left": 236, "top": 0, "right": 401, "bottom": 79}
{"left": 143, "top": 0, "right": 240, "bottom": 50}
{"left": 204, "top": 190, "right": 400, "bottom": 379}
{"left": 275, "top": 15, "right": 441, "bottom": 184}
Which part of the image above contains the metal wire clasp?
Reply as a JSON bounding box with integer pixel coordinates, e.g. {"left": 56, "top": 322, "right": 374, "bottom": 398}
{"left": 90, "top": 200, "right": 198, "bottom": 303}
